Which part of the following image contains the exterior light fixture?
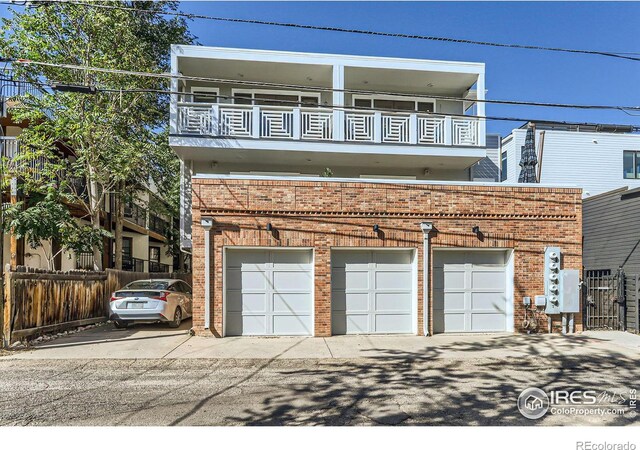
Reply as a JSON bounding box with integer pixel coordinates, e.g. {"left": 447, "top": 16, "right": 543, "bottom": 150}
{"left": 373, "top": 224, "right": 380, "bottom": 233}
{"left": 472, "top": 226, "right": 480, "bottom": 234}
{"left": 266, "top": 223, "right": 273, "bottom": 232}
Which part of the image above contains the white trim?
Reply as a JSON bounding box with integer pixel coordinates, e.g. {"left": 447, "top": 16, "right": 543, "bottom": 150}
{"left": 222, "top": 246, "right": 315, "bottom": 337}
{"left": 192, "top": 173, "right": 580, "bottom": 190}
{"left": 171, "top": 45, "right": 486, "bottom": 73}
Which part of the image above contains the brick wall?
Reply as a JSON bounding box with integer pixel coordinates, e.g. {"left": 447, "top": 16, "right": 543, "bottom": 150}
{"left": 191, "top": 178, "right": 582, "bottom": 337}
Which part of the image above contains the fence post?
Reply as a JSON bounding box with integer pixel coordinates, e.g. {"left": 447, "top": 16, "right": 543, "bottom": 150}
{"left": 2, "top": 267, "right": 12, "bottom": 348}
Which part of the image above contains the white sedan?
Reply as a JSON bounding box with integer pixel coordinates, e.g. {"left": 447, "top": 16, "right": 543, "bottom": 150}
{"left": 109, "top": 279, "right": 192, "bottom": 329}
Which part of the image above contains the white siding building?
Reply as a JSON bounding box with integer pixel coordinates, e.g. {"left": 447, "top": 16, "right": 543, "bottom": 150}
{"left": 501, "top": 123, "right": 640, "bottom": 197}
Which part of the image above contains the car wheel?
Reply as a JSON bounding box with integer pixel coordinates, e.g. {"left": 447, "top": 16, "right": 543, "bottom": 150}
{"left": 114, "top": 320, "right": 129, "bottom": 329}
{"left": 169, "top": 307, "right": 182, "bottom": 328}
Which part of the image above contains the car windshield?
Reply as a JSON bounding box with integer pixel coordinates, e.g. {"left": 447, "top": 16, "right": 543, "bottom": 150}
{"left": 125, "top": 281, "right": 170, "bottom": 290}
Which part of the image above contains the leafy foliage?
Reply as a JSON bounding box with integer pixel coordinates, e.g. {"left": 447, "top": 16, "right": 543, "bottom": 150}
{"left": 1, "top": 1, "right": 195, "bottom": 266}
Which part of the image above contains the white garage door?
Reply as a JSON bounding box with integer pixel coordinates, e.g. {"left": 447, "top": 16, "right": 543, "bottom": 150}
{"left": 332, "top": 250, "right": 415, "bottom": 334}
{"left": 433, "top": 251, "right": 509, "bottom": 333}
{"left": 225, "top": 249, "right": 313, "bottom": 336}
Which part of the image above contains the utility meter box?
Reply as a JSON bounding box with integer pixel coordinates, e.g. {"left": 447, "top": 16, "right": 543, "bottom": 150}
{"left": 560, "top": 269, "right": 580, "bottom": 313}
{"left": 544, "top": 247, "right": 561, "bottom": 315}
{"left": 534, "top": 295, "right": 547, "bottom": 307}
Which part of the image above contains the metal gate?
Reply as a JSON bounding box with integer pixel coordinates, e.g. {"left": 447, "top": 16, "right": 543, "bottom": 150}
{"left": 583, "top": 269, "right": 625, "bottom": 330}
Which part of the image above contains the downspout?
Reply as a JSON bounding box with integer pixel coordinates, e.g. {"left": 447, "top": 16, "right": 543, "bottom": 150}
{"left": 201, "top": 217, "right": 213, "bottom": 330}
{"left": 420, "top": 222, "right": 433, "bottom": 336}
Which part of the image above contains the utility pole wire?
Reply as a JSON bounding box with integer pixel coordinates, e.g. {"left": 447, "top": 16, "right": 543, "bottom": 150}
{"left": 2, "top": 75, "right": 638, "bottom": 131}
{"left": 11, "top": 59, "right": 640, "bottom": 112}
{"left": 10, "top": 0, "right": 640, "bottom": 63}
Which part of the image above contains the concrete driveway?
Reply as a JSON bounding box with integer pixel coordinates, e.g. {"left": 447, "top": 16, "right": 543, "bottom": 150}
{"left": 1, "top": 326, "right": 639, "bottom": 425}
{"left": 4, "top": 321, "right": 640, "bottom": 361}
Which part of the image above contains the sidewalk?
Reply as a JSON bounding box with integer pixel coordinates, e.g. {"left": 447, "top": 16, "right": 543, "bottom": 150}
{"left": 3, "top": 321, "right": 639, "bottom": 361}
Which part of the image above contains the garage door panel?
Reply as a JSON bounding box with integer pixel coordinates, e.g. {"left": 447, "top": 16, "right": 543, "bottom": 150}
{"left": 345, "top": 314, "right": 369, "bottom": 333}
{"left": 237, "top": 293, "right": 267, "bottom": 313}
{"left": 273, "top": 293, "right": 312, "bottom": 313}
{"left": 345, "top": 271, "right": 369, "bottom": 290}
{"left": 375, "top": 293, "right": 412, "bottom": 312}
{"left": 332, "top": 251, "right": 371, "bottom": 267}
{"left": 444, "top": 313, "right": 466, "bottom": 332}
{"left": 241, "top": 314, "right": 268, "bottom": 335}
{"left": 271, "top": 250, "right": 312, "bottom": 264}
{"left": 471, "top": 313, "right": 506, "bottom": 331}
{"left": 443, "top": 292, "right": 465, "bottom": 310}
{"left": 375, "top": 314, "right": 412, "bottom": 333}
{"left": 332, "top": 250, "right": 415, "bottom": 335}
{"left": 444, "top": 271, "right": 466, "bottom": 289}
{"left": 273, "top": 315, "right": 312, "bottom": 335}
{"left": 471, "top": 292, "right": 507, "bottom": 312}
{"left": 472, "top": 271, "right": 505, "bottom": 289}
{"left": 375, "top": 270, "right": 411, "bottom": 289}
{"left": 241, "top": 270, "right": 268, "bottom": 290}
{"left": 434, "top": 251, "right": 509, "bottom": 333}
{"left": 273, "top": 271, "right": 310, "bottom": 291}
{"left": 226, "top": 250, "right": 269, "bottom": 267}
{"left": 375, "top": 251, "right": 411, "bottom": 265}
{"left": 225, "top": 249, "right": 313, "bottom": 336}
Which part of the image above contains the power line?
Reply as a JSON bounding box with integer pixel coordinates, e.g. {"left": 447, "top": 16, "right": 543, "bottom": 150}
{"left": 2, "top": 75, "right": 639, "bottom": 132}
{"left": 13, "top": 0, "right": 640, "bottom": 63}
{"left": 12, "top": 59, "right": 640, "bottom": 113}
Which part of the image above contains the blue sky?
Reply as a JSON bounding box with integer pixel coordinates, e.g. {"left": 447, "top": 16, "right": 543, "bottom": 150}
{"left": 2, "top": 1, "right": 639, "bottom": 136}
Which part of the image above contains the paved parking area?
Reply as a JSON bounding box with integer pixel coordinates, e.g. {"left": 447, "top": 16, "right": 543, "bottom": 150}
{"left": 0, "top": 327, "right": 640, "bottom": 426}
{"left": 5, "top": 321, "right": 640, "bottom": 361}
{"left": 1, "top": 326, "right": 639, "bottom": 426}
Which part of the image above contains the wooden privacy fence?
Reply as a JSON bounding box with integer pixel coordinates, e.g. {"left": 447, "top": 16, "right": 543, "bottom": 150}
{"left": 1, "top": 266, "right": 192, "bottom": 347}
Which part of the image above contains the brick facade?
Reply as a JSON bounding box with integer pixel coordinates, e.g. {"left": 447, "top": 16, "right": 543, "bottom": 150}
{"left": 190, "top": 177, "right": 582, "bottom": 337}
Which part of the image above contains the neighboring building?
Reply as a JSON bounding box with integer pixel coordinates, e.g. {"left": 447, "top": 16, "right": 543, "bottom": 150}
{"left": 501, "top": 122, "right": 640, "bottom": 197}
{"left": 583, "top": 186, "right": 640, "bottom": 333}
{"left": 170, "top": 46, "right": 582, "bottom": 338}
{"left": 583, "top": 186, "right": 640, "bottom": 275}
{"left": 1, "top": 69, "right": 180, "bottom": 273}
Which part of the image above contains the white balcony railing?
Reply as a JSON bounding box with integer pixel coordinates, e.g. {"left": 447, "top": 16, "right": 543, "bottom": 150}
{"left": 176, "top": 103, "right": 481, "bottom": 146}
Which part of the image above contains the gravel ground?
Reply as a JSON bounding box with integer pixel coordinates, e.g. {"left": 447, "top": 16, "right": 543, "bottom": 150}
{"left": 1, "top": 354, "right": 638, "bottom": 426}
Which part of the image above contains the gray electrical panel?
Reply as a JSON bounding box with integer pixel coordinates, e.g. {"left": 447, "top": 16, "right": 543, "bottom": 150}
{"left": 544, "top": 247, "right": 561, "bottom": 315}
{"left": 560, "top": 269, "right": 580, "bottom": 313}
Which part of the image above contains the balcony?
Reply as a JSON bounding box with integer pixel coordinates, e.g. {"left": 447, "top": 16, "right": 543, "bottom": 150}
{"left": 124, "top": 202, "right": 147, "bottom": 228}
{"left": 148, "top": 261, "right": 170, "bottom": 273}
{"left": 177, "top": 103, "right": 480, "bottom": 147}
{"left": 149, "top": 214, "right": 170, "bottom": 236}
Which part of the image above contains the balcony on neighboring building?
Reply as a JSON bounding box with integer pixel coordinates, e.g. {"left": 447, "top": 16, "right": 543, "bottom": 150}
{"left": 169, "top": 46, "right": 488, "bottom": 176}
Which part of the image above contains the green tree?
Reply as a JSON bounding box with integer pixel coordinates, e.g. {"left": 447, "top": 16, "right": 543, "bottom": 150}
{"left": 2, "top": 185, "right": 109, "bottom": 270}
{"left": 1, "top": 1, "right": 194, "bottom": 269}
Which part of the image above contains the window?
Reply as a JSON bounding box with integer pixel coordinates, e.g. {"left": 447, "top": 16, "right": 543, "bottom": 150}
{"left": 125, "top": 280, "right": 169, "bottom": 290}
{"left": 190, "top": 87, "right": 219, "bottom": 103}
{"left": 149, "top": 246, "right": 160, "bottom": 263}
{"left": 122, "top": 237, "right": 132, "bottom": 259}
{"left": 501, "top": 151, "right": 508, "bottom": 181}
{"left": 623, "top": 151, "right": 640, "bottom": 179}
{"left": 352, "top": 96, "right": 435, "bottom": 113}
{"left": 232, "top": 90, "right": 321, "bottom": 107}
